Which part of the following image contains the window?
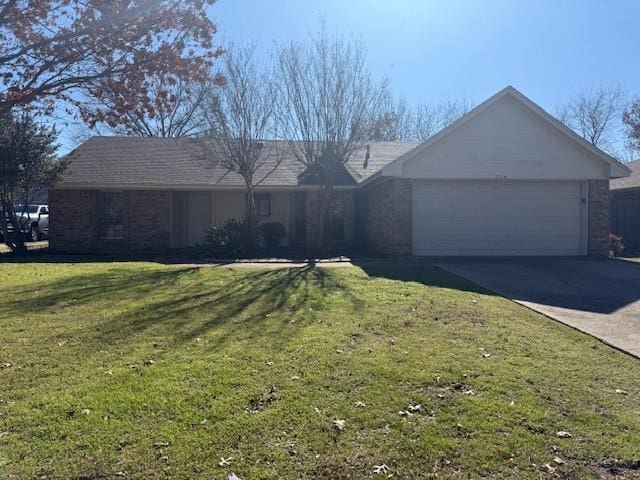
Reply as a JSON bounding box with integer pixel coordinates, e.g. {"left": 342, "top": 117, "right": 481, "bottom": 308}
{"left": 255, "top": 193, "right": 271, "bottom": 217}
{"left": 39, "top": 206, "right": 48, "bottom": 215}
{"left": 98, "top": 191, "right": 125, "bottom": 239}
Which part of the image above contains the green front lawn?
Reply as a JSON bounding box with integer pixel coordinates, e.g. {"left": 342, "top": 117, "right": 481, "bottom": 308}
{"left": 1, "top": 261, "right": 639, "bottom": 479}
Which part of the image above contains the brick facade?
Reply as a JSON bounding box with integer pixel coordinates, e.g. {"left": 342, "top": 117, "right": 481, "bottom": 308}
{"left": 49, "top": 189, "right": 171, "bottom": 253}
{"left": 588, "top": 179, "right": 610, "bottom": 256}
{"left": 361, "top": 178, "right": 412, "bottom": 255}
{"left": 49, "top": 179, "right": 610, "bottom": 257}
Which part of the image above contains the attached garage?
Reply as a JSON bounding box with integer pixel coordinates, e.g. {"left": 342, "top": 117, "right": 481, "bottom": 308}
{"left": 412, "top": 180, "right": 586, "bottom": 256}
{"left": 376, "top": 86, "right": 631, "bottom": 257}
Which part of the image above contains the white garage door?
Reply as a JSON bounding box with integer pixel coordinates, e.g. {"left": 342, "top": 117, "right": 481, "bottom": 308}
{"left": 412, "top": 180, "right": 586, "bottom": 256}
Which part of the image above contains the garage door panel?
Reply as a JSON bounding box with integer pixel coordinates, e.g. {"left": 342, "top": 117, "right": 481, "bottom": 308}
{"left": 412, "top": 180, "right": 584, "bottom": 256}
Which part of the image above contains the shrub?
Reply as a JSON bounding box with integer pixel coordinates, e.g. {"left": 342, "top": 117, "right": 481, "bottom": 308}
{"left": 609, "top": 233, "right": 625, "bottom": 257}
{"left": 259, "top": 222, "right": 287, "bottom": 250}
{"left": 201, "top": 218, "right": 256, "bottom": 258}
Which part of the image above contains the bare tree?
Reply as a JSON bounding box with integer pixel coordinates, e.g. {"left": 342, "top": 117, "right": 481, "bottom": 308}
{"left": 276, "top": 30, "right": 387, "bottom": 252}
{"left": 623, "top": 98, "right": 640, "bottom": 154}
{"left": 366, "top": 95, "right": 411, "bottom": 141}
{"left": 557, "top": 85, "right": 626, "bottom": 151}
{"left": 410, "top": 98, "right": 474, "bottom": 140}
{"left": 201, "top": 44, "right": 278, "bottom": 242}
{"left": 86, "top": 77, "right": 215, "bottom": 138}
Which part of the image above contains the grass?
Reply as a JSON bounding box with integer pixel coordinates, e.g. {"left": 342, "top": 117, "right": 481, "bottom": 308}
{"left": 1, "top": 260, "right": 640, "bottom": 479}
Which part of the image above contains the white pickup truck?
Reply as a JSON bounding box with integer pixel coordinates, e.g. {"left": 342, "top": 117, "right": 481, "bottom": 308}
{"left": 6, "top": 204, "right": 49, "bottom": 241}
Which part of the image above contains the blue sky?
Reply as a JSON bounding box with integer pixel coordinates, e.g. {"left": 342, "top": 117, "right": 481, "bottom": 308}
{"left": 62, "top": 0, "right": 639, "bottom": 155}
{"left": 213, "top": 0, "right": 638, "bottom": 114}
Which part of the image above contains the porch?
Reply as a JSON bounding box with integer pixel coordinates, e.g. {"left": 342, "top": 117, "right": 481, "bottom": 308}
{"left": 170, "top": 188, "right": 357, "bottom": 252}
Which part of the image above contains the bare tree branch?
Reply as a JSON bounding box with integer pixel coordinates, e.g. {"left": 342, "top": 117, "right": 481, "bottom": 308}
{"left": 276, "top": 29, "right": 387, "bottom": 252}
{"left": 200, "top": 43, "right": 279, "bottom": 243}
{"left": 557, "top": 85, "right": 626, "bottom": 151}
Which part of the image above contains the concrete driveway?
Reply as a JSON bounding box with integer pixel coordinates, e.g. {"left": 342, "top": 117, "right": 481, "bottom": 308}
{"left": 438, "top": 257, "right": 640, "bottom": 358}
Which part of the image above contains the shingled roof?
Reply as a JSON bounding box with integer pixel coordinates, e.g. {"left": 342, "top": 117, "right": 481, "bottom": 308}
{"left": 60, "top": 136, "right": 420, "bottom": 188}
{"left": 610, "top": 159, "right": 640, "bottom": 191}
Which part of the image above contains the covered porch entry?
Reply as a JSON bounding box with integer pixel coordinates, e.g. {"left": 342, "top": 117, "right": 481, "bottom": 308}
{"left": 170, "top": 190, "right": 298, "bottom": 248}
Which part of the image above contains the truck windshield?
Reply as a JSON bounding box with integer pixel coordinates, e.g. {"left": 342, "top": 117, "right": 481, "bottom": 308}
{"left": 15, "top": 206, "right": 39, "bottom": 214}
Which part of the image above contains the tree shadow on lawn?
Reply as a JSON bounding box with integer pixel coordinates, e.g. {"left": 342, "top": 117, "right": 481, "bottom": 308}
{"left": 2, "top": 265, "right": 365, "bottom": 353}
{"left": 354, "top": 263, "right": 496, "bottom": 297}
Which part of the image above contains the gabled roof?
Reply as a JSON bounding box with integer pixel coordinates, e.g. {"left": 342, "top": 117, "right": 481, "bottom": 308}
{"left": 59, "top": 136, "right": 418, "bottom": 189}
{"left": 381, "top": 86, "right": 631, "bottom": 179}
{"left": 611, "top": 159, "right": 640, "bottom": 190}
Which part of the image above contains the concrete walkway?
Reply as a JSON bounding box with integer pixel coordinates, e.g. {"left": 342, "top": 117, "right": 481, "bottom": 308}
{"left": 438, "top": 257, "right": 640, "bottom": 358}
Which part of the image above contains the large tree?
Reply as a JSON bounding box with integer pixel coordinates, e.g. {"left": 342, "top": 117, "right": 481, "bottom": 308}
{"left": 557, "top": 85, "right": 626, "bottom": 151}
{"left": 277, "top": 30, "right": 387, "bottom": 252}
{"left": 201, "top": 44, "right": 278, "bottom": 246}
{"left": 85, "top": 76, "right": 216, "bottom": 137}
{"left": 623, "top": 99, "right": 640, "bottom": 153}
{"left": 366, "top": 96, "right": 411, "bottom": 141}
{"left": 410, "top": 98, "right": 473, "bottom": 140}
{"left": 0, "top": 112, "right": 63, "bottom": 253}
{"left": 0, "top": 0, "right": 221, "bottom": 125}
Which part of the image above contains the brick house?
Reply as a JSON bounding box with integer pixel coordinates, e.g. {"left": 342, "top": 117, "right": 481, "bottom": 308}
{"left": 610, "top": 159, "right": 640, "bottom": 253}
{"left": 51, "top": 86, "right": 629, "bottom": 256}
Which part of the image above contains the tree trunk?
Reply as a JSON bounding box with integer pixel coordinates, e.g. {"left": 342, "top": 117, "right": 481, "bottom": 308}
{"left": 245, "top": 182, "right": 259, "bottom": 251}
{"left": 317, "top": 168, "right": 335, "bottom": 257}
{"left": 0, "top": 196, "right": 26, "bottom": 254}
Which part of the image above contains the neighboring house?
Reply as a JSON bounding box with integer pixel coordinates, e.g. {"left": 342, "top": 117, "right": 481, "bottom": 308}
{"left": 610, "top": 159, "right": 640, "bottom": 252}
{"left": 50, "top": 86, "right": 630, "bottom": 256}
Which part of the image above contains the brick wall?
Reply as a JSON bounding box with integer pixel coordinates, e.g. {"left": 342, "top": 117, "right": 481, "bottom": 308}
{"left": 362, "top": 179, "right": 412, "bottom": 255}
{"left": 49, "top": 189, "right": 99, "bottom": 253}
{"left": 49, "top": 189, "right": 171, "bottom": 253}
{"left": 127, "top": 190, "right": 171, "bottom": 251}
{"left": 588, "top": 179, "right": 610, "bottom": 256}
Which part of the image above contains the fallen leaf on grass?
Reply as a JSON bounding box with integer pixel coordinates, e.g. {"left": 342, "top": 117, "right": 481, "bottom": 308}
{"left": 556, "top": 431, "right": 572, "bottom": 438}
{"left": 228, "top": 474, "right": 241, "bottom": 480}
{"left": 615, "top": 388, "right": 629, "bottom": 395}
{"left": 542, "top": 463, "right": 555, "bottom": 473}
{"left": 553, "top": 456, "right": 565, "bottom": 465}
{"left": 219, "top": 457, "right": 233, "bottom": 467}
{"left": 81, "top": 409, "right": 91, "bottom": 415}
{"left": 373, "top": 464, "right": 389, "bottom": 474}
{"left": 0, "top": 363, "right": 11, "bottom": 369}
{"left": 354, "top": 401, "right": 366, "bottom": 408}
{"left": 333, "top": 419, "right": 346, "bottom": 431}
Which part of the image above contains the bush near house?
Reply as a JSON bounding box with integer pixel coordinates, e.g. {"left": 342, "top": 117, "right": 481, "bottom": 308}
{"left": 201, "top": 218, "right": 256, "bottom": 258}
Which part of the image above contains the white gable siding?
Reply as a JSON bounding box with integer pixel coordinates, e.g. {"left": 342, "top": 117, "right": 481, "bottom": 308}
{"left": 391, "top": 94, "right": 610, "bottom": 181}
